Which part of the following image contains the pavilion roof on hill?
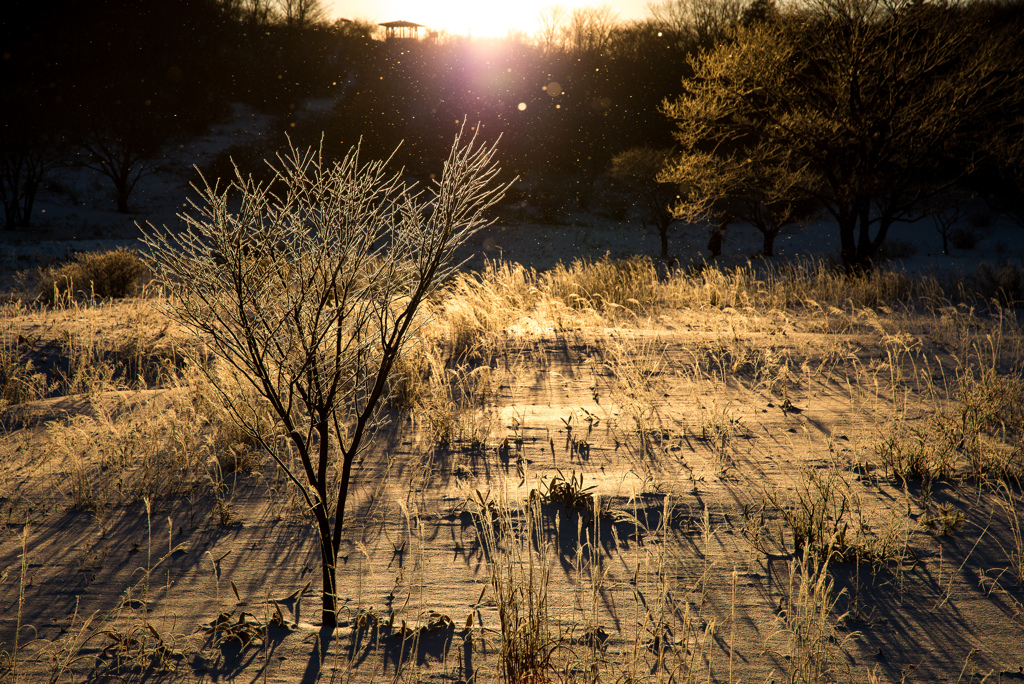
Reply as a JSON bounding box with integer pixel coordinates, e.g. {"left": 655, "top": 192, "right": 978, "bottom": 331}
{"left": 379, "top": 20, "right": 424, "bottom": 40}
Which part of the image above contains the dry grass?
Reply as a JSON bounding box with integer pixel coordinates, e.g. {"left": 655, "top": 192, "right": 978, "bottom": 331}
{"left": 0, "top": 499, "right": 196, "bottom": 683}
{"left": 767, "top": 549, "right": 858, "bottom": 684}
{"left": 2, "top": 253, "right": 1024, "bottom": 683}
{"left": 873, "top": 314, "right": 1024, "bottom": 486}
{"left": 0, "top": 295, "right": 192, "bottom": 413}
{"left": 477, "top": 492, "right": 562, "bottom": 684}
{"left": 618, "top": 497, "right": 719, "bottom": 684}
{"left": 599, "top": 331, "right": 668, "bottom": 458}
{"left": 747, "top": 465, "right": 913, "bottom": 568}
{"left": 0, "top": 294, "right": 271, "bottom": 534}
{"left": 996, "top": 481, "right": 1024, "bottom": 589}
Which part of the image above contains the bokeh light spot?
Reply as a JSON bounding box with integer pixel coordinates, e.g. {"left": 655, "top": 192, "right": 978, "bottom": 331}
{"left": 517, "top": 102, "right": 527, "bottom": 111}
{"left": 545, "top": 81, "right": 562, "bottom": 97}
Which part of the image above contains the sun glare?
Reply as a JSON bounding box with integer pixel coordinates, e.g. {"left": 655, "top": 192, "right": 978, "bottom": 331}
{"left": 332, "top": 0, "right": 630, "bottom": 39}
{"left": 422, "top": 0, "right": 549, "bottom": 38}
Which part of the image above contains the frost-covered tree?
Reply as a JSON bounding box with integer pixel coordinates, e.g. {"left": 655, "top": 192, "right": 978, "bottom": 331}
{"left": 142, "top": 130, "right": 509, "bottom": 628}
{"left": 660, "top": 143, "right": 814, "bottom": 257}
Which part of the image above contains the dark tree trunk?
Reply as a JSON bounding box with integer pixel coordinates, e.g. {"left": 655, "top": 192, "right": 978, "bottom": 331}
{"left": 762, "top": 228, "right": 777, "bottom": 257}
{"left": 870, "top": 215, "right": 893, "bottom": 259}
{"left": 114, "top": 164, "right": 133, "bottom": 213}
{"left": 22, "top": 180, "right": 38, "bottom": 221}
{"left": 838, "top": 217, "right": 858, "bottom": 271}
{"left": 312, "top": 417, "right": 339, "bottom": 629}
{"left": 315, "top": 507, "right": 339, "bottom": 629}
{"left": 855, "top": 202, "right": 872, "bottom": 266}
{"left": 2, "top": 201, "right": 18, "bottom": 229}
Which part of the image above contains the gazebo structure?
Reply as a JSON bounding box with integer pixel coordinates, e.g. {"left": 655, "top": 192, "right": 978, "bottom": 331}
{"left": 379, "top": 20, "right": 425, "bottom": 41}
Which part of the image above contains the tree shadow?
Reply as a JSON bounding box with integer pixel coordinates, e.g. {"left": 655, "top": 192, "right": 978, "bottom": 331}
{"left": 191, "top": 609, "right": 295, "bottom": 681}
{"left": 333, "top": 610, "right": 461, "bottom": 679}
{"left": 531, "top": 496, "right": 676, "bottom": 569}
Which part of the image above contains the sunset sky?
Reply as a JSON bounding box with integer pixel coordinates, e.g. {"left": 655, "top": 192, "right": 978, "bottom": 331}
{"left": 325, "top": 0, "right": 651, "bottom": 38}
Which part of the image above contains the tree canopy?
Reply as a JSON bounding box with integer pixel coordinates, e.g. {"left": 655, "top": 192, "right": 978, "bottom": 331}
{"left": 662, "top": 0, "right": 1024, "bottom": 269}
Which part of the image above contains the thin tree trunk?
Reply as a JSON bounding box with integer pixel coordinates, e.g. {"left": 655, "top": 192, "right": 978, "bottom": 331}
{"left": 332, "top": 452, "right": 356, "bottom": 571}
{"left": 838, "top": 218, "right": 857, "bottom": 272}
{"left": 762, "top": 228, "right": 776, "bottom": 257}
{"left": 115, "top": 170, "right": 131, "bottom": 213}
{"left": 855, "top": 202, "right": 872, "bottom": 267}
{"left": 316, "top": 508, "right": 339, "bottom": 628}
{"left": 2, "top": 202, "right": 17, "bottom": 229}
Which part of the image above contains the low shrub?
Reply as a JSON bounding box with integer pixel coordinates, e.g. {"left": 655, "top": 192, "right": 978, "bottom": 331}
{"left": 749, "top": 466, "right": 908, "bottom": 566}
{"left": 950, "top": 226, "right": 982, "bottom": 250}
{"left": 874, "top": 417, "right": 957, "bottom": 483}
{"left": 874, "top": 237, "right": 917, "bottom": 261}
{"left": 970, "top": 261, "right": 1024, "bottom": 307}
{"left": 37, "top": 248, "right": 148, "bottom": 304}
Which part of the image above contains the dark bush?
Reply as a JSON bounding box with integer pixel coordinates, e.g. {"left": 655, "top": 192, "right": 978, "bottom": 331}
{"left": 951, "top": 226, "right": 982, "bottom": 250}
{"left": 37, "top": 248, "right": 148, "bottom": 303}
{"left": 874, "top": 237, "right": 918, "bottom": 260}
{"left": 196, "top": 140, "right": 274, "bottom": 187}
{"left": 970, "top": 261, "right": 1024, "bottom": 307}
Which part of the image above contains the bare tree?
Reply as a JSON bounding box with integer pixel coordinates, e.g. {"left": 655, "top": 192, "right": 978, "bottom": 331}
{"left": 566, "top": 6, "right": 619, "bottom": 58}
{"left": 926, "top": 195, "right": 971, "bottom": 256}
{"left": 537, "top": 5, "right": 568, "bottom": 54}
{"left": 141, "top": 131, "right": 510, "bottom": 628}
{"left": 241, "top": 0, "right": 277, "bottom": 25}
{"left": 610, "top": 147, "right": 679, "bottom": 260}
{"left": 0, "top": 125, "right": 62, "bottom": 229}
{"left": 647, "top": 0, "right": 746, "bottom": 47}
{"left": 76, "top": 102, "right": 164, "bottom": 214}
{"left": 277, "top": 0, "right": 326, "bottom": 29}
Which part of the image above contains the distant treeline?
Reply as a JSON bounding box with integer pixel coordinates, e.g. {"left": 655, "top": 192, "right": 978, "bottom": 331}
{"left": 1, "top": 0, "right": 1021, "bottom": 234}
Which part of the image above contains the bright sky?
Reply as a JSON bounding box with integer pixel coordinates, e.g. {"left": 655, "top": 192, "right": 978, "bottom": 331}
{"left": 326, "top": 0, "right": 651, "bottom": 38}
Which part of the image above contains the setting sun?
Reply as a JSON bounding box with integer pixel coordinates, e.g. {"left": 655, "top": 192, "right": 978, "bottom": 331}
{"left": 328, "top": 0, "right": 646, "bottom": 38}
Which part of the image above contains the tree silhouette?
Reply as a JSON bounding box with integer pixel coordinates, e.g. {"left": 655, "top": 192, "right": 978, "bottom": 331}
{"left": 663, "top": 0, "right": 1023, "bottom": 270}
{"left": 610, "top": 147, "right": 679, "bottom": 260}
